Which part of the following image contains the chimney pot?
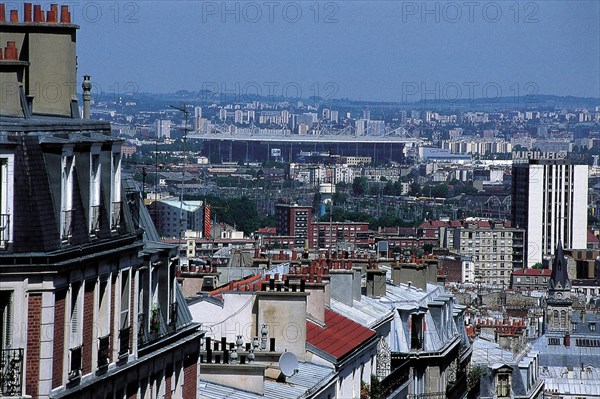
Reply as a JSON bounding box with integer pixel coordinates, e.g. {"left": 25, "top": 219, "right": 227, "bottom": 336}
{"left": 24, "top": 3, "right": 32, "bottom": 22}
{"left": 60, "top": 5, "right": 70, "bottom": 23}
{"left": 0, "top": 3, "right": 5, "bottom": 22}
{"left": 9, "top": 9, "right": 17, "bottom": 22}
{"left": 46, "top": 10, "right": 56, "bottom": 23}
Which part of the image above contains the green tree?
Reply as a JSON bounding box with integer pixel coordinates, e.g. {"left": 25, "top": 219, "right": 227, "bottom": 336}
{"left": 352, "top": 176, "right": 368, "bottom": 196}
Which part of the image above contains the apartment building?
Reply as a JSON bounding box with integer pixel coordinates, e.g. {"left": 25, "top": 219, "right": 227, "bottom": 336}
{"left": 437, "top": 219, "right": 525, "bottom": 286}
{"left": 0, "top": 6, "right": 201, "bottom": 397}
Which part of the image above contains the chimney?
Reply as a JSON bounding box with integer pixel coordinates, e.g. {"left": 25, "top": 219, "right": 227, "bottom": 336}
{"left": 352, "top": 267, "right": 362, "bottom": 301}
{"left": 24, "top": 3, "right": 32, "bottom": 22}
{"left": 329, "top": 269, "right": 354, "bottom": 306}
{"left": 33, "top": 4, "right": 43, "bottom": 22}
{"left": 9, "top": 9, "right": 17, "bottom": 22}
{"left": 0, "top": 4, "right": 5, "bottom": 22}
{"left": 304, "top": 280, "right": 329, "bottom": 324}
{"left": 366, "top": 269, "right": 386, "bottom": 298}
{"left": 60, "top": 5, "right": 70, "bottom": 23}
{"left": 82, "top": 75, "right": 92, "bottom": 119}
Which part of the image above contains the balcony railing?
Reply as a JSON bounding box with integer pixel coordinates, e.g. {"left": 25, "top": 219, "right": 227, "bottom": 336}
{"left": 379, "top": 362, "right": 410, "bottom": 398}
{"left": 0, "top": 348, "right": 23, "bottom": 396}
{"left": 111, "top": 202, "right": 122, "bottom": 231}
{"left": 90, "top": 205, "right": 101, "bottom": 234}
{"left": 0, "top": 214, "right": 10, "bottom": 249}
{"left": 409, "top": 393, "right": 447, "bottom": 399}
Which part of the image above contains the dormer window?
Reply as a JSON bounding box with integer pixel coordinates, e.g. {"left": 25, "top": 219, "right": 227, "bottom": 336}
{"left": 0, "top": 153, "right": 14, "bottom": 249}
{"left": 89, "top": 149, "right": 101, "bottom": 235}
{"left": 110, "top": 150, "right": 122, "bottom": 231}
{"left": 410, "top": 314, "right": 424, "bottom": 351}
{"left": 496, "top": 369, "right": 511, "bottom": 397}
{"left": 61, "top": 150, "right": 75, "bottom": 243}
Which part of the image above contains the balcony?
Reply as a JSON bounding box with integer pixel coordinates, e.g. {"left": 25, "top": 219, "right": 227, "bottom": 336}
{"left": 379, "top": 361, "right": 410, "bottom": 398}
{"left": 409, "top": 393, "right": 446, "bottom": 399}
{"left": 0, "top": 348, "right": 23, "bottom": 396}
{"left": 0, "top": 214, "right": 10, "bottom": 249}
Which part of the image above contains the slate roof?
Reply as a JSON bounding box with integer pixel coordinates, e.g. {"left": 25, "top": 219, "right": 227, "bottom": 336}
{"left": 306, "top": 308, "right": 376, "bottom": 361}
{"left": 549, "top": 241, "right": 570, "bottom": 291}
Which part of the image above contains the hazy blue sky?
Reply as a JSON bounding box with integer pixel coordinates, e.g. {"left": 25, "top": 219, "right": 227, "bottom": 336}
{"left": 74, "top": 1, "right": 600, "bottom": 102}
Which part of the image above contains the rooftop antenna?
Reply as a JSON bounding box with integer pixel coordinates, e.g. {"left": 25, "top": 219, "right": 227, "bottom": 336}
{"left": 170, "top": 104, "right": 190, "bottom": 244}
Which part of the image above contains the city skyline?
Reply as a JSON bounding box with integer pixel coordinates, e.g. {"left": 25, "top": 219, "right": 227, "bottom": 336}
{"left": 74, "top": 1, "right": 600, "bottom": 102}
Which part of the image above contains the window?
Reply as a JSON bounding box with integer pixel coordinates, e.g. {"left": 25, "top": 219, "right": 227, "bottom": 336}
{"left": 89, "top": 150, "right": 101, "bottom": 234}
{"left": 410, "top": 314, "right": 424, "bottom": 350}
{"left": 61, "top": 150, "right": 75, "bottom": 242}
{"left": 70, "top": 284, "right": 82, "bottom": 348}
{"left": 0, "top": 154, "right": 14, "bottom": 249}
{"left": 69, "top": 283, "right": 82, "bottom": 378}
{"left": 111, "top": 151, "right": 122, "bottom": 230}
{"left": 591, "top": 323, "right": 597, "bottom": 332}
{"left": 119, "top": 271, "right": 131, "bottom": 357}
{"left": 496, "top": 372, "right": 510, "bottom": 397}
{"left": 0, "top": 291, "right": 13, "bottom": 350}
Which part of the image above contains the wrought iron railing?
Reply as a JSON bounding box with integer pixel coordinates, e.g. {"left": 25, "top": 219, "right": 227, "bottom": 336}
{"left": 0, "top": 214, "right": 10, "bottom": 249}
{"left": 0, "top": 348, "right": 23, "bottom": 396}
{"left": 61, "top": 209, "right": 73, "bottom": 242}
{"left": 409, "top": 392, "right": 447, "bottom": 399}
{"left": 111, "top": 202, "right": 122, "bottom": 230}
{"left": 90, "top": 205, "right": 101, "bottom": 234}
{"left": 118, "top": 327, "right": 130, "bottom": 359}
{"left": 379, "top": 362, "right": 410, "bottom": 398}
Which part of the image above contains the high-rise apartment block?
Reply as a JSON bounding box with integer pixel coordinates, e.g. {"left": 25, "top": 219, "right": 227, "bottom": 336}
{"left": 275, "top": 204, "right": 312, "bottom": 247}
{"left": 512, "top": 152, "right": 588, "bottom": 267}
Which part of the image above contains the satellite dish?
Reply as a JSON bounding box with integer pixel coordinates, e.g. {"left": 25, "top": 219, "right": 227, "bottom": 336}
{"left": 279, "top": 351, "right": 298, "bottom": 377}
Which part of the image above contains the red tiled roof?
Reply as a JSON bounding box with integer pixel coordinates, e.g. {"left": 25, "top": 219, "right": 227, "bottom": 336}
{"left": 306, "top": 308, "right": 376, "bottom": 360}
{"left": 512, "top": 268, "right": 551, "bottom": 276}
{"left": 257, "top": 227, "right": 276, "bottom": 234}
{"left": 588, "top": 230, "right": 599, "bottom": 243}
{"left": 430, "top": 220, "right": 448, "bottom": 228}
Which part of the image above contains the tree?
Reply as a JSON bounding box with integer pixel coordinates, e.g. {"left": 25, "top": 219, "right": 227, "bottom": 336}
{"left": 409, "top": 181, "right": 421, "bottom": 196}
{"left": 353, "top": 176, "right": 368, "bottom": 196}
